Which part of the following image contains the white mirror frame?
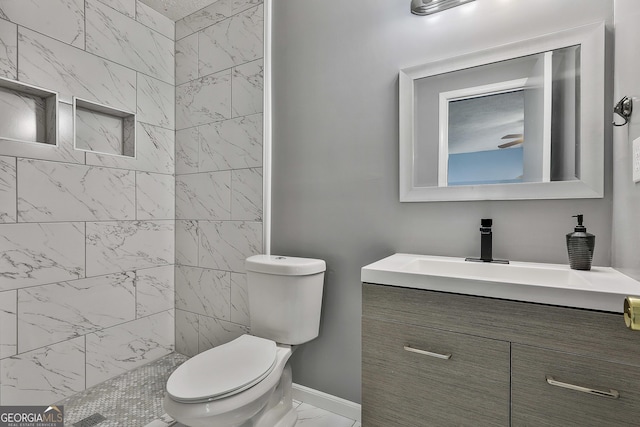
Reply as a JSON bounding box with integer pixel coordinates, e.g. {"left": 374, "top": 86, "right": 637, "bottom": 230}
{"left": 399, "top": 22, "right": 605, "bottom": 202}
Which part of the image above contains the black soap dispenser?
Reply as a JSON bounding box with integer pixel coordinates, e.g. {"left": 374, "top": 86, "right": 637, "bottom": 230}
{"left": 566, "top": 214, "right": 595, "bottom": 270}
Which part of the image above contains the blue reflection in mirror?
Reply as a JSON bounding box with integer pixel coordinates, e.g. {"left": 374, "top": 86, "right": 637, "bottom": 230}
{"left": 447, "top": 90, "right": 524, "bottom": 186}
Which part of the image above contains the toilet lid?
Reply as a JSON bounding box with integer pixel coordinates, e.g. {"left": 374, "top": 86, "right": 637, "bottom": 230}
{"left": 167, "top": 335, "right": 277, "bottom": 403}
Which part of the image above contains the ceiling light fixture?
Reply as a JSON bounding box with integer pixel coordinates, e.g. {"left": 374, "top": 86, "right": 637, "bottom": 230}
{"left": 411, "top": 0, "right": 476, "bottom": 16}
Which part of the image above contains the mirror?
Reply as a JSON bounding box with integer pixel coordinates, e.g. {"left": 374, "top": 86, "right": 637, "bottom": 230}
{"left": 445, "top": 88, "right": 527, "bottom": 186}
{"left": 399, "top": 23, "right": 605, "bottom": 202}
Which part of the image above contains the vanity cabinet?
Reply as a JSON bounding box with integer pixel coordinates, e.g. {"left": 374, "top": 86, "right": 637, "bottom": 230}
{"left": 362, "top": 283, "right": 640, "bottom": 427}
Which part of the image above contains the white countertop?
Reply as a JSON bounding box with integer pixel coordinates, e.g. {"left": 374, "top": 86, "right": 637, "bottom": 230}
{"left": 361, "top": 253, "right": 640, "bottom": 313}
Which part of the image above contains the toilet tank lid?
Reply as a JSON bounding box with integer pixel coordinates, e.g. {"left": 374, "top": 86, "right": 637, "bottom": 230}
{"left": 246, "top": 255, "right": 326, "bottom": 276}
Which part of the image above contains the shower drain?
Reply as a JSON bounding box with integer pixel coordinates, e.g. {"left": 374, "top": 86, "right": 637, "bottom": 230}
{"left": 72, "top": 413, "right": 107, "bottom": 427}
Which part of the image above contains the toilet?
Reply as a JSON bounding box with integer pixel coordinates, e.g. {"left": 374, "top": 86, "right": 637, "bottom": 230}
{"left": 163, "top": 255, "right": 326, "bottom": 427}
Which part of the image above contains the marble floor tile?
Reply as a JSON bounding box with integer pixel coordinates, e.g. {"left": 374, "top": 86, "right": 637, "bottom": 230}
{"left": 295, "top": 403, "right": 358, "bottom": 427}
{"left": 170, "top": 409, "right": 359, "bottom": 427}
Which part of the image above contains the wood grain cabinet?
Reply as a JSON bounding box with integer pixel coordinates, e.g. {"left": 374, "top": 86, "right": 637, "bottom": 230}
{"left": 511, "top": 345, "right": 640, "bottom": 426}
{"left": 362, "top": 283, "right": 640, "bottom": 427}
{"left": 363, "top": 316, "right": 510, "bottom": 426}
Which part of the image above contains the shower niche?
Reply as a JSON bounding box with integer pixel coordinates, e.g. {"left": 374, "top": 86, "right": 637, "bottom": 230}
{"left": 0, "top": 76, "right": 59, "bottom": 146}
{"left": 73, "top": 97, "right": 136, "bottom": 158}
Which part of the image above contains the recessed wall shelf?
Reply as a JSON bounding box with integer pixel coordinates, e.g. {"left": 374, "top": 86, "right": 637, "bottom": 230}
{"left": 0, "top": 76, "right": 59, "bottom": 146}
{"left": 73, "top": 97, "right": 136, "bottom": 158}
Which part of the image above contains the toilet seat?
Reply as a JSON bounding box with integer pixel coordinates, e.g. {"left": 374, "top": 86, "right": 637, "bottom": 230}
{"left": 167, "top": 335, "right": 277, "bottom": 404}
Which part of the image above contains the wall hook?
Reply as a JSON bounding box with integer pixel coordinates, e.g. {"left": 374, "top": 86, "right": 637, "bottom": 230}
{"left": 613, "top": 96, "right": 633, "bottom": 127}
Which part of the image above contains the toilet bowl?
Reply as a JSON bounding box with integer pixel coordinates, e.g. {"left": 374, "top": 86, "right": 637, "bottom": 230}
{"left": 163, "top": 335, "right": 295, "bottom": 427}
{"left": 164, "top": 255, "right": 326, "bottom": 427}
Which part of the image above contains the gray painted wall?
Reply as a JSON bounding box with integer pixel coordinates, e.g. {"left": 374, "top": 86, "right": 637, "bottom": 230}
{"left": 271, "top": 0, "right": 614, "bottom": 403}
{"left": 612, "top": 0, "right": 640, "bottom": 281}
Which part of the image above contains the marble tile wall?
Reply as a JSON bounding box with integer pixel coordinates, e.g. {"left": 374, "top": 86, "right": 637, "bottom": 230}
{"left": 0, "top": 0, "right": 85, "bottom": 48}
{"left": 174, "top": 1, "right": 264, "bottom": 357}
{"left": 0, "top": 0, "right": 175, "bottom": 405}
{"left": 0, "top": 19, "right": 17, "bottom": 79}
{"left": 86, "top": 0, "right": 174, "bottom": 84}
{"left": 75, "top": 108, "right": 128, "bottom": 156}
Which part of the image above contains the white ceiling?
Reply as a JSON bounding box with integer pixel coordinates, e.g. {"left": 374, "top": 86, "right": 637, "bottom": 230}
{"left": 138, "top": 0, "right": 217, "bottom": 21}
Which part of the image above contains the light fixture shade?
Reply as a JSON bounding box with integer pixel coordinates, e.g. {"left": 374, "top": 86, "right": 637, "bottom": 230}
{"left": 411, "top": 0, "right": 476, "bottom": 16}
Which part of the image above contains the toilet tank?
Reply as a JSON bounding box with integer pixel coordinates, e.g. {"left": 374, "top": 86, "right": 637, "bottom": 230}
{"left": 245, "top": 255, "right": 326, "bottom": 345}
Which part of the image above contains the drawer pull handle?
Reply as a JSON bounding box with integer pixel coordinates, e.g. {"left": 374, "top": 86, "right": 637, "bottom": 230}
{"left": 403, "top": 345, "right": 451, "bottom": 360}
{"left": 545, "top": 376, "right": 620, "bottom": 399}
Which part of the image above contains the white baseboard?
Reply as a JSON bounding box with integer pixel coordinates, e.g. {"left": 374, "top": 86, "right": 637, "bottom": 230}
{"left": 292, "top": 383, "right": 361, "bottom": 422}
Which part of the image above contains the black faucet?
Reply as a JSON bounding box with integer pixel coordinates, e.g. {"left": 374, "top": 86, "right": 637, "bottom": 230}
{"left": 480, "top": 218, "right": 493, "bottom": 262}
{"left": 466, "top": 218, "right": 509, "bottom": 264}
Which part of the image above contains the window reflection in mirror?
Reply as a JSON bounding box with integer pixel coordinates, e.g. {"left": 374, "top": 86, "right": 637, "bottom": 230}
{"left": 415, "top": 45, "right": 581, "bottom": 188}
{"left": 447, "top": 90, "right": 525, "bottom": 186}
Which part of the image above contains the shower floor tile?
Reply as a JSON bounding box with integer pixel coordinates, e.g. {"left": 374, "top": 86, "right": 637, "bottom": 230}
{"left": 57, "top": 353, "right": 189, "bottom": 427}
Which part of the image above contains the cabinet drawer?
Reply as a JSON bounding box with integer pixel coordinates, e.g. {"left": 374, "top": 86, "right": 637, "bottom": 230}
{"left": 362, "top": 317, "right": 510, "bottom": 427}
{"left": 512, "top": 344, "right": 640, "bottom": 426}
{"left": 363, "top": 283, "right": 640, "bottom": 367}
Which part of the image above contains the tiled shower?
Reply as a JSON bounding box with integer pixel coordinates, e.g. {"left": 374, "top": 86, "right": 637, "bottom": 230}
{"left": 174, "top": 0, "right": 264, "bottom": 358}
{"left": 0, "top": 0, "right": 264, "bottom": 406}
